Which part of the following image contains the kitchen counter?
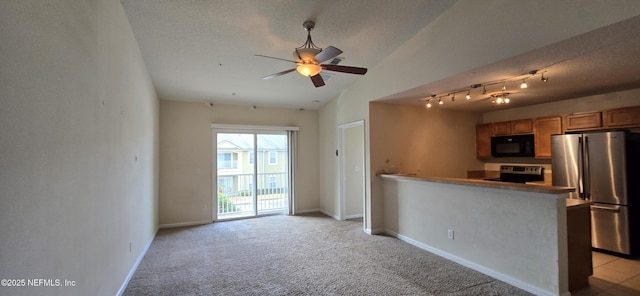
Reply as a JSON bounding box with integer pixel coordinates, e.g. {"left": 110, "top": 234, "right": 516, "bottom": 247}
{"left": 379, "top": 173, "right": 575, "bottom": 195}
{"left": 565, "top": 198, "right": 592, "bottom": 209}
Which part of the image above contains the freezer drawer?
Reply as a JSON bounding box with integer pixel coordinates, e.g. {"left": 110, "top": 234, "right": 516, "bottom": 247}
{"left": 591, "top": 204, "right": 631, "bottom": 255}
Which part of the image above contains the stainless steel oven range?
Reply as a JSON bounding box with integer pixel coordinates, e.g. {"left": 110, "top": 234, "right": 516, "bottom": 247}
{"left": 484, "top": 165, "right": 544, "bottom": 184}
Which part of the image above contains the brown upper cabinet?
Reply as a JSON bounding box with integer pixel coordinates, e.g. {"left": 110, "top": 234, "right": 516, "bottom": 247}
{"left": 475, "top": 105, "right": 640, "bottom": 160}
{"left": 511, "top": 119, "right": 534, "bottom": 135}
{"left": 603, "top": 106, "right": 640, "bottom": 128}
{"left": 476, "top": 123, "right": 492, "bottom": 159}
{"left": 492, "top": 119, "right": 533, "bottom": 136}
{"left": 564, "top": 111, "right": 602, "bottom": 131}
{"left": 492, "top": 121, "right": 510, "bottom": 136}
{"left": 534, "top": 116, "right": 562, "bottom": 158}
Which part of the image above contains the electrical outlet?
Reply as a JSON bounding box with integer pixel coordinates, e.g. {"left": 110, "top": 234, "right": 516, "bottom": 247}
{"left": 129, "top": 242, "right": 132, "bottom": 253}
{"left": 447, "top": 229, "right": 454, "bottom": 240}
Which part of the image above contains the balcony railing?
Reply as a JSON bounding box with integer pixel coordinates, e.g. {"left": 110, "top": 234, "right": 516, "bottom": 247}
{"left": 218, "top": 172, "right": 288, "bottom": 217}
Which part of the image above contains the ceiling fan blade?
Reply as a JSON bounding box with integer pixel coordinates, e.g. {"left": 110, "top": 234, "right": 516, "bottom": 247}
{"left": 314, "top": 46, "right": 343, "bottom": 63}
{"left": 321, "top": 64, "right": 368, "bottom": 75}
{"left": 261, "top": 68, "right": 296, "bottom": 80}
{"left": 310, "top": 74, "right": 325, "bottom": 87}
{"left": 254, "top": 54, "right": 296, "bottom": 63}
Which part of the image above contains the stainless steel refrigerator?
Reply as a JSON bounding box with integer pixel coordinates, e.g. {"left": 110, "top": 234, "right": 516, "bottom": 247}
{"left": 551, "top": 131, "right": 640, "bottom": 255}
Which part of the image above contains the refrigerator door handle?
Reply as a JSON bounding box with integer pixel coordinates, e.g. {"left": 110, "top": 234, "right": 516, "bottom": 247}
{"left": 591, "top": 205, "right": 621, "bottom": 213}
{"left": 583, "top": 136, "right": 591, "bottom": 200}
{"left": 577, "top": 137, "right": 585, "bottom": 198}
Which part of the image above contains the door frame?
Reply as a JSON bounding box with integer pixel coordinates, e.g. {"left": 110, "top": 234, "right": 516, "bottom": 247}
{"left": 338, "top": 120, "right": 366, "bottom": 228}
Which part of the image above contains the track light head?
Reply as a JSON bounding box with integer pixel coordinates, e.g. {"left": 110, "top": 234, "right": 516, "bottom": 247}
{"left": 520, "top": 79, "right": 527, "bottom": 89}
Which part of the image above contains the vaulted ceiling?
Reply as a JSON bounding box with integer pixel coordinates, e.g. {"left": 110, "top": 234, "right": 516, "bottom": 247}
{"left": 121, "top": 1, "right": 640, "bottom": 112}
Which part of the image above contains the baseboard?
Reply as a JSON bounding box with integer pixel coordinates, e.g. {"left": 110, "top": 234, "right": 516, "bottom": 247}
{"left": 344, "top": 214, "right": 363, "bottom": 220}
{"left": 158, "top": 220, "right": 212, "bottom": 229}
{"left": 317, "top": 209, "right": 340, "bottom": 220}
{"left": 295, "top": 208, "right": 321, "bottom": 214}
{"left": 366, "top": 228, "right": 386, "bottom": 235}
{"left": 385, "top": 229, "right": 563, "bottom": 296}
{"left": 116, "top": 227, "right": 158, "bottom": 296}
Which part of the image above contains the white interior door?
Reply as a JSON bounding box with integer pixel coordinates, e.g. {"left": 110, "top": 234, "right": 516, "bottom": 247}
{"left": 339, "top": 121, "right": 365, "bottom": 221}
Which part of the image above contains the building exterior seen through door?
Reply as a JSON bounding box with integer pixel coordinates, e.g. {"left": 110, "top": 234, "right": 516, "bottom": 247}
{"left": 216, "top": 132, "right": 289, "bottom": 219}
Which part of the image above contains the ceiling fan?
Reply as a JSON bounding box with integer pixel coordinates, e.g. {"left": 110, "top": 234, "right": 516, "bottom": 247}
{"left": 255, "top": 21, "right": 368, "bottom": 87}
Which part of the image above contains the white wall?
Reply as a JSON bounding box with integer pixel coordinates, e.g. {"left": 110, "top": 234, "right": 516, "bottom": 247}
{"left": 159, "top": 101, "right": 319, "bottom": 226}
{"left": 0, "top": 1, "right": 159, "bottom": 296}
{"left": 319, "top": 1, "right": 640, "bottom": 232}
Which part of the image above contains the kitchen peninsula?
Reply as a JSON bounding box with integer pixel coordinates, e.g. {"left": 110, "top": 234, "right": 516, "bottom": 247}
{"left": 379, "top": 173, "right": 583, "bottom": 296}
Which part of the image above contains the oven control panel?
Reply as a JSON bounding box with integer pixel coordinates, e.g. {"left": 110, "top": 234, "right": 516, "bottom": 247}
{"left": 499, "top": 165, "right": 544, "bottom": 175}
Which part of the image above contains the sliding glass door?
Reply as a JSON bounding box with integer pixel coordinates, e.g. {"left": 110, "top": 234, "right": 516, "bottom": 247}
{"left": 215, "top": 131, "right": 290, "bottom": 220}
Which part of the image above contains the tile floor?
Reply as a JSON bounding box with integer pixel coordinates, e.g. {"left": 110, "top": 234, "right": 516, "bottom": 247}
{"left": 573, "top": 251, "right": 640, "bottom": 295}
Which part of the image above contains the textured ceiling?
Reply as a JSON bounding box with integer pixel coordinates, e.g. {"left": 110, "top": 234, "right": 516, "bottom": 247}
{"left": 377, "top": 15, "right": 640, "bottom": 112}
{"left": 121, "top": 0, "right": 456, "bottom": 109}
{"left": 122, "top": 1, "right": 640, "bottom": 112}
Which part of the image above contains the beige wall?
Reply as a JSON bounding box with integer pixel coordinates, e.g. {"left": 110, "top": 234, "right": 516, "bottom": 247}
{"left": 370, "top": 102, "right": 484, "bottom": 179}
{"left": 319, "top": 98, "right": 340, "bottom": 217}
{"left": 0, "top": 1, "right": 159, "bottom": 295}
{"left": 159, "top": 101, "right": 319, "bottom": 226}
{"left": 319, "top": 1, "right": 640, "bottom": 232}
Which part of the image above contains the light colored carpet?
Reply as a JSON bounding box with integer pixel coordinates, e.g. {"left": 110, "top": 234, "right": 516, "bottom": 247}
{"left": 124, "top": 213, "right": 533, "bottom": 295}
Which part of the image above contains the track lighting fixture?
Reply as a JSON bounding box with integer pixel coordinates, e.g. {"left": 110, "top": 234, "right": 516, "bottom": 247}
{"left": 491, "top": 92, "right": 510, "bottom": 104}
{"left": 419, "top": 69, "right": 548, "bottom": 109}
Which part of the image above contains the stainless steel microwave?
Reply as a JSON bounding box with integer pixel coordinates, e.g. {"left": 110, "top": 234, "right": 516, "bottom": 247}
{"left": 491, "top": 134, "right": 535, "bottom": 157}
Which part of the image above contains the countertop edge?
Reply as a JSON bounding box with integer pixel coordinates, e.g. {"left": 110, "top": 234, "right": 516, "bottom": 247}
{"left": 378, "top": 173, "right": 575, "bottom": 195}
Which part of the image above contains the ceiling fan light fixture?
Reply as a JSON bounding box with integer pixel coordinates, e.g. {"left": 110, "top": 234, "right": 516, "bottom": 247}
{"left": 293, "top": 48, "right": 321, "bottom": 63}
{"left": 296, "top": 63, "right": 322, "bottom": 77}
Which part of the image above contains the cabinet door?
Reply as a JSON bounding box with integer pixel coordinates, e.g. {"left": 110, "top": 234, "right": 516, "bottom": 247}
{"left": 492, "top": 121, "right": 511, "bottom": 136}
{"left": 534, "top": 116, "right": 562, "bottom": 158}
{"left": 564, "top": 111, "right": 602, "bottom": 131}
{"left": 510, "top": 119, "right": 534, "bottom": 134}
{"left": 476, "top": 124, "right": 492, "bottom": 159}
{"left": 603, "top": 106, "right": 640, "bottom": 128}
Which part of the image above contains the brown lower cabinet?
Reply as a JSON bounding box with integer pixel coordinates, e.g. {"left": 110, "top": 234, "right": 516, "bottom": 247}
{"left": 567, "top": 203, "right": 592, "bottom": 292}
